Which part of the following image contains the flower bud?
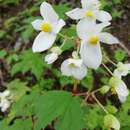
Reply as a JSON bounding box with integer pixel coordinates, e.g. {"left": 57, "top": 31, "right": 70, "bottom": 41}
{"left": 100, "top": 85, "right": 110, "bottom": 94}
{"left": 104, "top": 114, "right": 120, "bottom": 130}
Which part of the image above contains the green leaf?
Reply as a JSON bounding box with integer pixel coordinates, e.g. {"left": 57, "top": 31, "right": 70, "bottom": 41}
{"left": 11, "top": 50, "right": 45, "bottom": 80}
{"left": 9, "top": 87, "right": 40, "bottom": 119}
{"left": 21, "top": 25, "right": 34, "bottom": 42}
{"left": 118, "top": 95, "right": 130, "bottom": 128}
{"left": 53, "top": 4, "right": 71, "bottom": 19}
{"left": 114, "top": 49, "right": 127, "bottom": 62}
{"left": 0, "top": 119, "right": 32, "bottom": 130}
{"left": 61, "top": 25, "right": 76, "bottom": 51}
{"left": 55, "top": 97, "right": 84, "bottom": 130}
{"left": 7, "top": 79, "right": 30, "bottom": 101}
{"left": 83, "top": 105, "right": 104, "bottom": 130}
{"left": 0, "top": 30, "right": 6, "bottom": 39}
{"left": 34, "top": 91, "right": 84, "bottom": 130}
{"left": 1, "top": 0, "right": 20, "bottom": 5}
{"left": 0, "top": 49, "right": 7, "bottom": 58}
{"left": 81, "top": 69, "right": 94, "bottom": 89}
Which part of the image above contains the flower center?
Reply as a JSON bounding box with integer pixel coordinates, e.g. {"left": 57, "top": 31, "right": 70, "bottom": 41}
{"left": 41, "top": 23, "right": 52, "bottom": 32}
{"left": 111, "top": 87, "right": 117, "bottom": 95}
{"left": 69, "top": 63, "right": 77, "bottom": 68}
{"left": 89, "top": 36, "right": 99, "bottom": 45}
{"left": 85, "top": 10, "right": 94, "bottom": 17}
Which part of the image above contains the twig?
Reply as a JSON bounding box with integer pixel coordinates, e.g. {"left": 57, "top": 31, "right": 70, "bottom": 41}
{"left": 102, "top": 63, "right": 114, "bottom": 76}
{"left": 119, "top": 42, "right": 130, "bottom": 57}
{"left": 92, "top": 94, "right": 109, "bottom": 114}
{"left": 73, "top": 79, "right": 79, "bottom": 93}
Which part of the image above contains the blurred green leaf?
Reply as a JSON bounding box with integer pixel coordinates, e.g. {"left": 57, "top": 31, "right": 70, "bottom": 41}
{"left": 54, "top": 4, "right": 71, "bottom": 19}
{"left": 11, "top": 50, "right": 45, "bottom": 80}
{"left": 114, "top": 49, "right": 127, "bottom": 62}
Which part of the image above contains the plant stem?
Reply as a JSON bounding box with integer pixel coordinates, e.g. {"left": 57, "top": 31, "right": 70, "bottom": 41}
{"left": 76, "top": 38, "right": 81, "bottom": 54}
{"left": 92, "top": 94, "right": 109, "bottom": 114}
{"left": 73, "top": 79, "right": 79, "bottom": 93}
{"left": 102, "top": 63, "right": 114, "bottom": 76}
{"left": 60, "top": 39, "right": 67, "bottom": 49}
{"left": 104, "top": 56, "right": 117, "bottom": 66}
{"left": 58, "top": 33, "right": 74, "bottom": 40}
{"left": 119, "top": 42, "right": 130, "bottom": 57}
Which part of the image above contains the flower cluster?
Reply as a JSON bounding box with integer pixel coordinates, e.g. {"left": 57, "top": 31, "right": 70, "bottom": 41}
{"left": 31, "top": 1, "right": 129, "bottom": 101}
{"left": 31, "top": 1, "right": 130, "bottom": 129}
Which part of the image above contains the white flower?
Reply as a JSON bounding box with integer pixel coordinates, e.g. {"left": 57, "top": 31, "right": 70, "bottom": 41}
{"left": 61, "top": 58, "right": 87, "bottom": 80}
{"left": 45, "top": 47, "right": 62, "bottom": 64}
{"left": 114, "top": 62, "right": 130, "bottom": 78}
{"left": 109, "top": 77, "right": 129, "bottom": 103}
{"left": 66, "top": 0, "right": 112, "bottom": 22}
{"left": 77, "top": 20, "right": 120, "bottom": 69}
{"left": 32, "top": 2, "right": 65, "bottom": 52}
{"left": 0, "top": 90, "right": 10, "bottom": 112}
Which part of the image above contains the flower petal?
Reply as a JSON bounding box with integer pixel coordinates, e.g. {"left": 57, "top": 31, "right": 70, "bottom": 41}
{"left": 66, "top": 8, "right": 84, "bottom": 20}
{"left": 71, "top": 65, "right": 87, "bottom": 80}
{"left": 45, "top": 53, "right": 58, "bottom": 64}
{"left": 40, "top": 2, "right": 59, "bottom": 22}
{"left": 77, "top": 19, "right": 96, "bottom": 39}
{"left": 100, "top": 32, "right": 120, "bottom": 44}
{"left": 116, "top": 80, "right": 129, "bottom": 102}
{"left": 80, "top": 41, "right": 102, "bottom": 69}
{"left": 125, "top": 64, "right": 130, "bottom": 70}
{"left": 31, "top": 19, "right": 43, "bottom": 31}
{"left": 0, "top": 99, "right": 10, "bottom": 112}
{"left": 32, "top": 32, "right": 56, "bottom": 52}
{"left": 2, "top": 90, "right": 10, "bottom": 97}
{"left": 114, "top": 69, "right": 122, "bottom": 79}
{"left": 118, "top": 95, "right": 127, "bottom": 103}
{"left": 61, "top": 59, "right": 71, "bottom": 76}
{"left": 81, "top": 0, "right": 100, "bottom": 10}
{"left": 68, "top": 59, "right": 83, "bottom": 68}
{"left": 96, "top": 11, "right": 112, "bottom": 22}
{"left": 53, "top": 19, "right": 65, "bottom": 34}
{"left": 96, "top": 22, "right": 111, "bottom": 32}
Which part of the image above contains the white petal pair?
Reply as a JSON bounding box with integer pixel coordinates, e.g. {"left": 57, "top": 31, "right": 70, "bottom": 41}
{"left": 115, "top": 80, "right": 129, "bottom": 103}
{"left": 0, "top": 90, "right": 10, "bottom": 112}
{"left": 32, "top": 2, "right": 65, "bottom": 52}
{"left": 77, "top": 19, "right": 119, "bottom": 69}
{"left": 0, "top": 99, "right": 10, "bottom": 112}
{"left": 61, "top": 58, "right": 87, "bottom": 80}
{"left": 66, "top": 0, "right": 112, "bottom": 22}
{"left": 45, "top": 53, "right": 58, "bottom": 64}
{"left": 114, "top": 62, "right": 130, "bottom": 78}
{"left": 45, "top": 47, "right": 62, "bottom": 64}
{"left": 109, "top": 77, "right": 129, "bottom": 103}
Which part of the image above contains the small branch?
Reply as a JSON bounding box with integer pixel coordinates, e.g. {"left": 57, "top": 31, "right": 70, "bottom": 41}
{"left": 58, "top": 33, "right": 74, "bottom": 40}
{"left": 76, "top": 38, "right": 81, "bottom": 54}
{"left": 72, "top": 79, "right": 79, "bottom": 93}
{"left": 92, "top": 94, "right": 109, "bottom": 114}
{"left": 73, "top": 92, "right": 87, "bottom": 96}
{"left": 60, "top": 39, "right": 67, "bottom": 49}
{"left": 104, "top": 56, "right": 117, "bottom": 66}
{"left": 119, "top": 43, "right": 130, "bottom": 57}
{"left": 102, "top": 63, "right": 114, "bottom": 76}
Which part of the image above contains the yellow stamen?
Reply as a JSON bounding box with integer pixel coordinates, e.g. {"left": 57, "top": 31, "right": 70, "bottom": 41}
{"left": 111, "top": 87, "right": 117, "bottom": 95}
{"left": 89, "top": 36, "right": 99, "bottom": 45}
{"left": 85, "top": 10, "right": 94, "bottom": 17}
{"left": 41, "top": 23, "right": 52, "bottom": 32}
